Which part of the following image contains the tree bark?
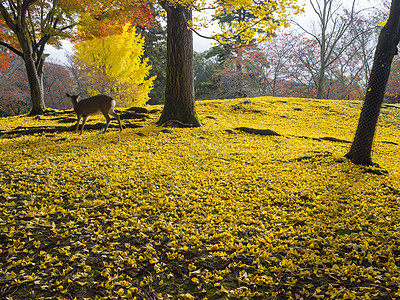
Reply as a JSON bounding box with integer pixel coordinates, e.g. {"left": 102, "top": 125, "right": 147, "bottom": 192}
{"left": 316, "top": 23, "right": 326, "bottom": 99}
{"left": 25, "top": 56, "right": 46, "bottom": 115}
{"left": 345, "top": 0, "right": 400, "bottom": 165}
{"left": 1, "top": 0, "right": 46, "bottom": 115}
{"left": 157, "top": 3, "right": 201, "bottom": 127}
{"left": 316, "top": 72, "right": 324, "bottom": 99}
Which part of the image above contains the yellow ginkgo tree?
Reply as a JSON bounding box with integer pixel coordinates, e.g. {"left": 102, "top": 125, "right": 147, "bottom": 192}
{"left": 156, "top": 0, "right": 304, "bottom": 127}
{"left": 0, "top": 0, "right": 153, "bottom": 115}
{"left": 74, "top": 24, "right": 155, "bottom": 107}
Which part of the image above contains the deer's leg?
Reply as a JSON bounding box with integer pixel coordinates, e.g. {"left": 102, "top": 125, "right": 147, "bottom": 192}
{"left": 75, "top": 115, "right": 81, "bottom": 133}
{"left": 102, "top": 112, "right": 111, "bottom": 133}
{"left": 80, "top": 116, "right": 88, "bottom": 135}
{"left": 110, "top": 110, "right": 122, "bottom": 131}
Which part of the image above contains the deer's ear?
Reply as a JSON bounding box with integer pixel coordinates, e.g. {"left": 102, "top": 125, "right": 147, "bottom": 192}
{"left": 77, "top": 93, "right": 81, "bottom": 100}
{"left": 66, "top": 93, "right": 71, "bottom": 97}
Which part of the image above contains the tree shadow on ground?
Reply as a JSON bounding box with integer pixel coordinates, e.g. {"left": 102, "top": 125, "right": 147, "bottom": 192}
{"left": 0, "top": 107, "right": 159, "bottom": 137}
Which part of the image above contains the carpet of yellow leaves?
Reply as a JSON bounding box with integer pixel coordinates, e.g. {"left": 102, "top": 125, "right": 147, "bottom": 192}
{"left": 0, "top": 96, "right": 400, "bottom": 299}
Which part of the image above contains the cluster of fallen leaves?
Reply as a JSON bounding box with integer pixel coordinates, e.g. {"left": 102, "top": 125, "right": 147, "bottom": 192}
{"left": 0, "top": 97, "right": 400, "bottom": 300}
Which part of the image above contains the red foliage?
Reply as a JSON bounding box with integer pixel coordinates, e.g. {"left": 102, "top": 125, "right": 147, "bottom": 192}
{"left": 43, "top": 62, "right": 78, "bottom": 109}
{"left": 74, "top": 0, "right": 154, "bottom": 40}
{"left": 0, "top": 20, "right": 13, "bottom": 71}
{"left": 0, "top": 51, "right": 12, "bottom": 71}
{"left": 0, "top": 56, "right": 30, "bottom": 115}
{"left": 0, "top": 56, "right": 78, "bottom": 115}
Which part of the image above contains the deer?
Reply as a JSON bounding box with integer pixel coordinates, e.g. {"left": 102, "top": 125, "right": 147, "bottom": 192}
{"left": 66, "top": 93, "right": 123, "bottom": 134}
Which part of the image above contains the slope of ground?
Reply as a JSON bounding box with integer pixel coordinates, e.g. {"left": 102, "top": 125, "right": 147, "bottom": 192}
{"left": 0, "top": 96, "right": 399, "bottom": 299}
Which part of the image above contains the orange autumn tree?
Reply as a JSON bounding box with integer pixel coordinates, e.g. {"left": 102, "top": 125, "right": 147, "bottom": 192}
{"left": 0, "top": 0, "right": 153, "bottom": 115}
{"left": 0, "top": 19, "right": 12, "bottom": 70}
{"left": 76, "top": 0, "right": 153, "bottom": 40}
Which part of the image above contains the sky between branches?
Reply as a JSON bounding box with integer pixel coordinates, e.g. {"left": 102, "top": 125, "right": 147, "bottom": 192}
{"left": 45, "top": 0, "right": 380, "bottom": 65}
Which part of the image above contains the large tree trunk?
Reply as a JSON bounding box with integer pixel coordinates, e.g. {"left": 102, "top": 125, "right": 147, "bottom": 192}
{"left": 157, "top": 3, "right": 201, "bottom": 127}
{"left": 14, "top": 17, "right": 46, "bottom": 116}
{"left": 25, "top": 56, "right": 46, "bottom": 115}
{"left": 345, "top": 0, "right": 400, "bottom": 165}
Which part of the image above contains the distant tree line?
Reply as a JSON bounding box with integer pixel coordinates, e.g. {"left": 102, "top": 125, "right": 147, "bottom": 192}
{"left": 1, "top": 0, "right": 397, "bottom": 117}
{"left": 194, "top": 0, "right": 400, "bottom": 103}
{"left": 1, "top": 0, "right": 398, "bottom": 115}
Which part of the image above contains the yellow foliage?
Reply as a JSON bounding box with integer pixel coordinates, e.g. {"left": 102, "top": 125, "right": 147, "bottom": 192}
{"left": 378, "top": 20, "right": 387, "bottom": 27}
{"left": 208, "top": 0, "right": 305, "bottom": 44}
{"left": 74, "top": 24, "right": 155, "bottom": 107}
{"left": 0, "top": 96, "right": 399, "bottom": 299}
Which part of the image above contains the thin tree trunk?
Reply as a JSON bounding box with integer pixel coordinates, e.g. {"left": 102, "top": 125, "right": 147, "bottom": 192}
{"left": 345, "top": 0, "right": 400, "bottom": 165}
{"left": 157, "top": 3, "right": 201, "bottom": 127}
{"left": 317, "top": 26, "right": 326, "bottom": 99}
{"left": 316, "top": 73, "right": 324, "bottom": 99}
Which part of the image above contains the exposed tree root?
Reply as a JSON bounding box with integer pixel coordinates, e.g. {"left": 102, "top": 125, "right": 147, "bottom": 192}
{"left": 319, "top": 136, "right": 351, "bottom": 143}
{"left": 125, "top": 106, "right": 150, "bottom": 114}
{"left": 234, "top": 127, "right": 281, "bottom": 136}
{"left": 161, "top": 120, "right": 197, "bottom": 128}
{"left": 234, "top": 127, "right": 355, "bottom": 145}
{"left": 119, "top": 111, "right": 148, "bottom": 120}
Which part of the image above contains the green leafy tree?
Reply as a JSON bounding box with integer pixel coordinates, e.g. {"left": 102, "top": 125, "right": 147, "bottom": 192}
{"left": 138, "top": 4, "right": 167, "bottom": 105}
{"left": 194, "top": 51, "right": 220, "bottom": 100}
{"left": 156, "top": 0, "right": 303, "bottom": 127}
{"left": 210, "top": 0, "right": 279, "bottom": 97}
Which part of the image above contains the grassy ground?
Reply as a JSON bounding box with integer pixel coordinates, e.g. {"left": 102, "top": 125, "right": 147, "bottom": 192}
{"left": 0, "top": 96, "right": 400, "bottom": 299}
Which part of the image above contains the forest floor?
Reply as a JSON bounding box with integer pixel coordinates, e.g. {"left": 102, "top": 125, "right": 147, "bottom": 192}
{"left": 1, "top": 96, "right": 400, "bottom": 299}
